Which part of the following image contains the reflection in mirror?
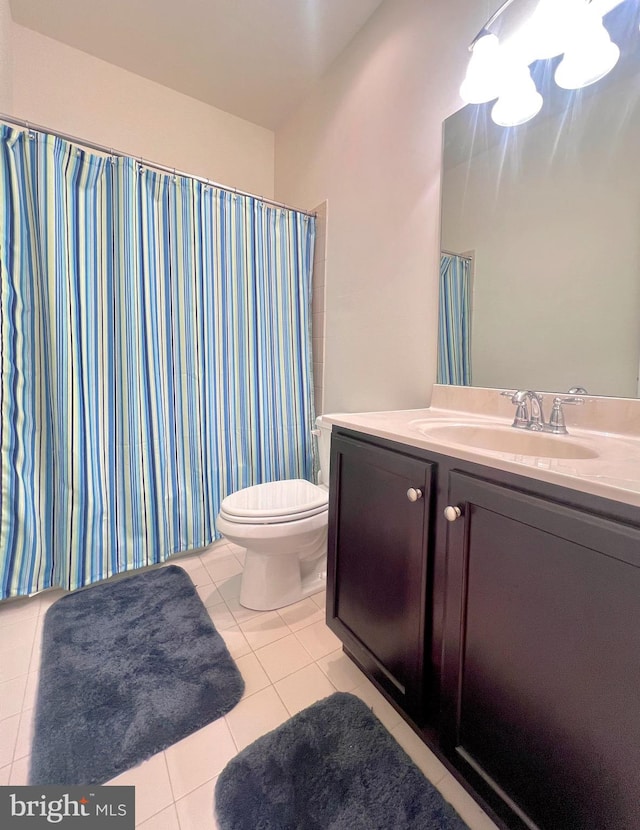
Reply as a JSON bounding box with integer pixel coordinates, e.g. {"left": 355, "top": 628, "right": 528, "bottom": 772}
{"left": 439, "top": 2, "right": 640, "bottom": 398}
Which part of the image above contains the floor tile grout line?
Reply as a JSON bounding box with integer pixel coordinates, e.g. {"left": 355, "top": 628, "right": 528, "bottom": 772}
{"left": 0, "top": 615, "right": 41, "bottom": 648}
{"left": 0, "top": 712, "right": 20, "bottom": 772}
{"left": 10, "top": 616, "right": 40, "bottom": 766}
{"left": 223, "top": 713, "right": 242, "bottom": 757}
{"left": 236, "top": 673, "right": 275, "bottom": 704}
{"left": 291, "top": 630, "right": 318, "bottom": 660}
{"left": 269, "top": 679, "right": 298, "bottom": 719}
{"left": 170, "top": 773, "right": 218, "bottom": 830}
{"left": 159, "top": 750, "right": 180, "bottom": 825}
{"left": 13, "top": 705, "right": 34, "bottom": 765}
{"left": 11, "top": 752, "right": 30, "bottom": 786}
{"left": 230, "top": 606, "right": 330, "bottom": 653}
{"left": 169, "top": 802, "right": 182, "bottom": 830}
{"left": 252, "top": 649, "right": 314, "bottom": 686}
{"left": 252, "top": 624, "right": 302, "bottom": 651}
{"left": 0, "top": 676, "right": 27, "bottom": 723}
{"left": 271, "top": 662, "right": 339, "bottom": 717}
{"left": 237, "top": 623, "right": 292, "bottom": 651}
{"left": 27, "top": 607, "right": 43, "bottom": 656}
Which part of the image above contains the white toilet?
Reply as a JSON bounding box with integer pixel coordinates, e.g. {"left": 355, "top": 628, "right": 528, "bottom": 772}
{"left": 216, "top": 417, "right": 332, "bottom": 611}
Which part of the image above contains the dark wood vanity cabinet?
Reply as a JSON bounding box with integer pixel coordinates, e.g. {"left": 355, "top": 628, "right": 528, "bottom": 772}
{"left": 327, "top": 426, "right": 640, "bottom": 830}
{"left": 326, "top": 432, "right": 434, "bottom": 722}
{"left": 441, "top": 471, "right": 640, "bottom": 830}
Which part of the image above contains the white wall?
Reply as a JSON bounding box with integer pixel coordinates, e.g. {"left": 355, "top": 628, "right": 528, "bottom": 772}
{"left": 275, "top": 0, "right": 489, "bottom": 413}
{"left": 11, "top": 24, "right": 275, "bottom": 198}
{"left": 0, "top": 0, "right": 12, "bottom": 111}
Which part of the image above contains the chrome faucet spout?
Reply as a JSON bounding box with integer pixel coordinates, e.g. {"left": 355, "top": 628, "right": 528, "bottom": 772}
{"left": 501, "top": 389, "right": 528, "bottom": 428}
{"left": 519, "top": 391, "right": 545, "bottom": 430}
{"left": 508, "top": 390, "right": 546, "bottom": 431}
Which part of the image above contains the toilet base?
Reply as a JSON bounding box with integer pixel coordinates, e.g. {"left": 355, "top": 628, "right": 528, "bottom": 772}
{"left": 300, "top": 563, "right": 326, "bottom": 603}
{"left": 239, "top": 541, "right": 326, "bottom": 611}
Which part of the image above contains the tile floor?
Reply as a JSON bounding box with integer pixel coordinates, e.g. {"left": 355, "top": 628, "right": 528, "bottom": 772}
{"left": 0, "top": 540, "right": 500, "bottom": 830}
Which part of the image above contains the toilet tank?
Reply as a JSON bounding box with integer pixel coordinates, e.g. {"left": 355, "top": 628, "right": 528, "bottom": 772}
{"left": 315, "top": 417, "right": 333, "bottom": 487}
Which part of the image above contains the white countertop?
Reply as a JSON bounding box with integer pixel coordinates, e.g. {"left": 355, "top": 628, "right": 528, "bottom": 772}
{"left": 322, "top": 406, "right": 640, "bottom": 509}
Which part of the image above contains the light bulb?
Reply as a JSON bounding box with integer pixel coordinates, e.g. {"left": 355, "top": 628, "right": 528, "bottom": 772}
{"left": 460, "top": 34, "right": 504, "bottom": 104}
{"left": 555, "top": 17, "right": 620, "bottom": 89}
{"left": 491, "top": 67, "right": 543, "bottom": 127}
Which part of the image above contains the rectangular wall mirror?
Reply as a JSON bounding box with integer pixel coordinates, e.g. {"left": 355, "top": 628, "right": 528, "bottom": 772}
{"left": 439, "top": 2, "right": 640, "bottom": 398}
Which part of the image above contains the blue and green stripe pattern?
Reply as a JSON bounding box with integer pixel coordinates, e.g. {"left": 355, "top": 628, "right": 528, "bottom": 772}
{"left": 437, "top": 253, "right": 471, "bottom": 386}
{"left": 0, "top": 126, "right": 316, "bottom": 599}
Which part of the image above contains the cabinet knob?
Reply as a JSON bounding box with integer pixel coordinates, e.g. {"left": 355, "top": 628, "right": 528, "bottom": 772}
{"left": 444, "top": 505, "right": 463, "bottom": 522}
{"left": 407, "top": 488, "right": 423, "bottom": 502}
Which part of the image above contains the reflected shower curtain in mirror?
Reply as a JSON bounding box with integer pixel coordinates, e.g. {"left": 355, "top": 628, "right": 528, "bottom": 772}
{"left": 0, "top": 126, "right": 316, "bottom": 599}
{"left": 437, "top": 253, "right": 471, "bottom": 385}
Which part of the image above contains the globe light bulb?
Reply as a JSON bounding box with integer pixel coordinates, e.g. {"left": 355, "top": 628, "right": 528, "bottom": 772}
{"left": 555, "top": 13, "right": 620, "bottom": 89}
{"left": 460, "top": 34, "right": 504, "bottom": 104}
{"left": 491, "top": 67, "right": 543, "bottom": 127}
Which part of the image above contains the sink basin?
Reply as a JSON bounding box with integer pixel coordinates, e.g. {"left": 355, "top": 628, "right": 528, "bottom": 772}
{"left": 413, "top": 422, "right": 599, "bottom": 460}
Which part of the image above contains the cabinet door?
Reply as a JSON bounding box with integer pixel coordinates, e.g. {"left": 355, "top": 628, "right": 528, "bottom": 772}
{"left": 442, "top": 471, "right": 640, "bottom": 830}
{"left": 327, "top": 434, "right": 433, "bottom": 721}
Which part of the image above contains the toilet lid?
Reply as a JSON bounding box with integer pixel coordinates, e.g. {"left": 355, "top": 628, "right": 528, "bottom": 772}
{"left": 220, "top": 479, "right": 328, "bottom": 524}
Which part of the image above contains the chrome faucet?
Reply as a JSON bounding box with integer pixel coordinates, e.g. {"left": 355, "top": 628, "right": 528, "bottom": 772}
{"left": 511, "top": 390, "right": 546, "bottom": 430}
{"left": 502, "top": 390, "right": 583, "bottom": 434}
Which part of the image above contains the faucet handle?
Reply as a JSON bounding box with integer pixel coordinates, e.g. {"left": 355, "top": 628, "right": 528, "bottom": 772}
{"left": 554, "top": 396, "right": 584, "bottom": 409}
{"left": 548, "top": 395, "right": 584, "bottom": 434}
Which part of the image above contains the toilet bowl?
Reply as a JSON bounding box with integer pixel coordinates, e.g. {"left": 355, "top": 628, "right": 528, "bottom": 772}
{"left": 215, "top": 418, "right": 332, "bottom": 611}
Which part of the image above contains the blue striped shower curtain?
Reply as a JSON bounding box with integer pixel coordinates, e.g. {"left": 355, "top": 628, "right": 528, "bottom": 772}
{"left": 437, "top": 253, "right": 471, "bottom": 385}
{"left": 0, "top": 126, "right": 316, "bottom": 599}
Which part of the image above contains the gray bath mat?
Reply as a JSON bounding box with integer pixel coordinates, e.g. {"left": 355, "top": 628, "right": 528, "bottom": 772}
{"left": 215, "top": 692, "right": 470, "bottom": 830}
{"left": 30, "top": 565, "right": 244, "bottom": 785}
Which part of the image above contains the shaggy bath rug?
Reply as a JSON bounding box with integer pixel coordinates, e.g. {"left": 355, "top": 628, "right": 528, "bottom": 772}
{"left": 30, "top": 565, "right": 244, "bottom": 785}
{"left": 215, "top": 692, "right": 470, "bottom": 830}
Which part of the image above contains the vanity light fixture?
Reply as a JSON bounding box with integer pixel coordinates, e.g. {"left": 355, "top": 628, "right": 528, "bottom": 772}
{"left": 460, "top": 0, "right": 627, "bottom": 127}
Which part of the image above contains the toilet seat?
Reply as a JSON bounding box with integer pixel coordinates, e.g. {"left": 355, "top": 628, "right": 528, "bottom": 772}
{"left": 219, "top": 479, "right": 328, "bottom": 525}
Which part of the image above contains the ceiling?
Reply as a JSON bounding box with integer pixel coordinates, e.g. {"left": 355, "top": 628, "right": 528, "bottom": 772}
{"left": 9, "top": 0, "right": 386, "bottom": 130}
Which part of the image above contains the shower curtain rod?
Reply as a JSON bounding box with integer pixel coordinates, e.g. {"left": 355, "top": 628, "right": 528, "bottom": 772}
{"left": 441, "top": 249, "right": 473, "bottom": 260}
{"left": 0, "top": 113, "right": 316, "bottom": 218}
